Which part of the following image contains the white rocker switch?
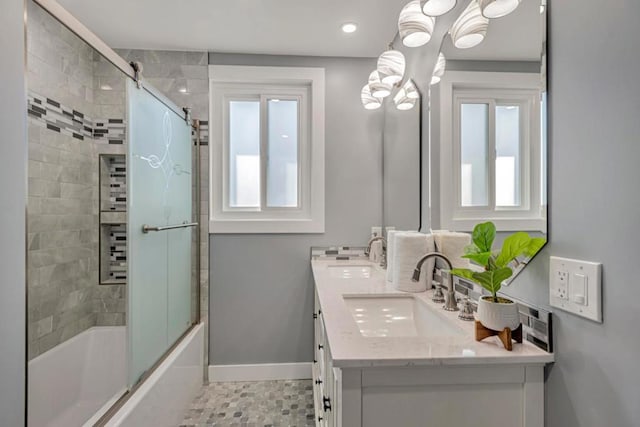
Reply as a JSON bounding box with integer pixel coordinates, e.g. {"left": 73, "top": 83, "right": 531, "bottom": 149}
{"left": 572, "top": 273, "right": 587, "bottom": 305}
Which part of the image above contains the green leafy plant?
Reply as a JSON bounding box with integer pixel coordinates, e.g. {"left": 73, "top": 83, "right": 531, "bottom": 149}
{"left": 450, "top": 222, "right": 546, "bottom": 302}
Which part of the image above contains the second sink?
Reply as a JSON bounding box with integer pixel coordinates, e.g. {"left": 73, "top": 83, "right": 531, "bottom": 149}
{"left": 343, "top": 294, "right": 464, "bottom": 338}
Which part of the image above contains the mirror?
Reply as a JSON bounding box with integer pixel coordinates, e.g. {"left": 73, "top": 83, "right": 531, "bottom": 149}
{"left": 383, "top": 0, "right": 547, "bottom": 283}
{"left": 383, "top": 81, "right": 422, "bottom": 232}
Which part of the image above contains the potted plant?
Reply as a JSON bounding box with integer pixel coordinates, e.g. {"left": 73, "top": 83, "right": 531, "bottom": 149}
{"left": 451, "top": 221, "right": 546, "bottom": 332}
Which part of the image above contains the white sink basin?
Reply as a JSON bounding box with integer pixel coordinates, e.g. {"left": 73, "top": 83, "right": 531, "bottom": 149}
{"left": 328, "top": 265, "right": 372, "bottom": 279}
{"left": 343, "top": 295, "right": 464, "bottom": 338}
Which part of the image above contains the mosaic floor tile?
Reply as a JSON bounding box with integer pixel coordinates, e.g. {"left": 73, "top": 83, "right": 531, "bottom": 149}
{"left": 180, "top": 379, "right": 316, "bottom": 427}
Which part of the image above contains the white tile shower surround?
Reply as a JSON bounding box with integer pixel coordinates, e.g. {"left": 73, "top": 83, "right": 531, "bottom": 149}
{"left": 28, "top": 326, "right": 126, "bottom": 427}
{"left": 181, "top": 380, "right": 315, "bottom": 427}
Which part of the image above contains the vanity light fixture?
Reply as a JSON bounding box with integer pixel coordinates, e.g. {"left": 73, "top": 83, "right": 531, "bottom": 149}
{"left": 361, "top": 84, "right": 382, "bottom": 110}
{"left": 368, "top": 70, "right": 392, "bottom": 98}
{"left": 402, "top": 79, "right": 420, "bottom": 99}
{"left": 422, "top": 0, "right": 457, "bottom": 17}
{"left": 478, "top": 0, "right": 522, "bottom": 18}
{"left": 398, "top": 0, "right": 436, "bottom": 48}
{"left": 450, "top": 0, "right": 489, "bottom": 49}
{"left": 393, "top": 81, "right": 418, "bottom": 110}
{"left": 430, "top": 52, "right": 446, "bottom": 85}
{"left": 342, "top": 22, "right": 358, "bottom": 33}
{"left": 377, "top": 49, "right": 406, "bottom": 85}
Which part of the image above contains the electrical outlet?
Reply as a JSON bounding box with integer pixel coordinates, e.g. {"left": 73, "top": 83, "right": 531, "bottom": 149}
{"left": 549, "top": 256, "right": 602, "bottom": 323}
{"left": 554, "top": 270, "right": 569, "bottom": 299}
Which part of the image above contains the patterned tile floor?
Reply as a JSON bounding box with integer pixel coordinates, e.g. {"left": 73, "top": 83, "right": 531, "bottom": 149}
{"left": 180, "top": 380, "right": 316, "bottom": 427}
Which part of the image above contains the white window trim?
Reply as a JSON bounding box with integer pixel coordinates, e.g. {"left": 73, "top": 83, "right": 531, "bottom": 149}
{"left": 439, "top": 71, "right": 546, "bottom": 232}
{"left": 209, "top": 65, "right": 325, "bottom": 234}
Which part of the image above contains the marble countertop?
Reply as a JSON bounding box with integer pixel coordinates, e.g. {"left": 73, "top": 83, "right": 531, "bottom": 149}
{"left": 311, "top": 258, "right": 555, "bottom": 369}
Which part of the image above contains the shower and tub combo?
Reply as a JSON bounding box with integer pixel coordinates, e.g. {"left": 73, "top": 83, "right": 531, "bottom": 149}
{"left": 25, "top": 0, "right": 205, "bottom": 425}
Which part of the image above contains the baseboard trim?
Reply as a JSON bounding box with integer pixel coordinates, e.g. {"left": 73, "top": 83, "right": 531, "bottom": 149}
{"left": 209, "top": 363, "right": 312, "bottom": 382}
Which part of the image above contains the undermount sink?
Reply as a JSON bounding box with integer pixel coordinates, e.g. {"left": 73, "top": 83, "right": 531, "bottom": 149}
{"left": 343, "top": 295, "right": 464, "bottom": 338}
{"left": 327, "top": 265, "right": 372, "bottom": 279}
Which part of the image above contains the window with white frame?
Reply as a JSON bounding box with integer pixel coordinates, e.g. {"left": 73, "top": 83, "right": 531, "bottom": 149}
{"left": 209, "top": 66, "right": 325, "bottom": 233}
{"left": 439, "top": 72, "right": 546, "bottom": 232}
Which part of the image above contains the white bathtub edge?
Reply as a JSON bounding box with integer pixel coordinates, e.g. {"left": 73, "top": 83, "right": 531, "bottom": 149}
{"left": 105, "top": 324, "right": 204, "bottom": 427}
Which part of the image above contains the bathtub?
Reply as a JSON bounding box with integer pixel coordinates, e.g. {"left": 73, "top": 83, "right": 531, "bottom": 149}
{"left": 28, "top": 323, "right": 204, "bottom": 427}
{"left": 28, "top": 326, "right": 127, "bottom": 427}
{"left": 105, "top": 324, "right": 204, "bottom": 427}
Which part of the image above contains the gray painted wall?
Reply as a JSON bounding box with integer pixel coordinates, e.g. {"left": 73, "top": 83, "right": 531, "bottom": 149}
{"left": 498, "top": 1, "right": 640, "bottom": 425}
{"left": 0, "top": 0, "right": 27, "bottom": 424}
{"left": 208, "top": 53, "right": 383, "bottom": 365}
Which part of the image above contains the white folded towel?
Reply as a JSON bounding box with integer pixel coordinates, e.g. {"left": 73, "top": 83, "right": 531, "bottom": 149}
{"left": 385, "top": 230, "right": 402, "bottom": 283}
{"left": 368, "top": 240, "right": 383, "bottom": 263}
{"left": 433, "top": 231, "right": 472, "bottom": 269}
{"left": 393, "top": 232, "right": 430, "bottom": 293}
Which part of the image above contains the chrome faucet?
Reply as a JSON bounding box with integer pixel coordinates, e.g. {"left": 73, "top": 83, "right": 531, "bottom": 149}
{"left": 412, "top": 252, "right": 459, "bottom": 311}
{"left": 365, "top": 236, "right": 387, "bottom": 269}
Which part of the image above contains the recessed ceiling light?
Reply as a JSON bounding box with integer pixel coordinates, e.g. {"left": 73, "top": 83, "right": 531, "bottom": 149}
{"left": 342, "top": 23, "right": 358, "bottom": 33}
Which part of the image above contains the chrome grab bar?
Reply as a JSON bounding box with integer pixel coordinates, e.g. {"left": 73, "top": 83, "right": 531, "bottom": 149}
{"left": 141, "top": 222, "right": 198, "bottom": 234}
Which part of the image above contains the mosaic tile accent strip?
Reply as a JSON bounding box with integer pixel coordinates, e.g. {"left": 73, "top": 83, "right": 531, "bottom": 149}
{"left": 94, "top": 119, "right": 126, "bottom": 145}
{"left": 27, "top": 90, "right": 126, "bottom": 145}
{"left": 311, "top": 246, "right": 368, "bottom": 260}
{"left": 108, "top": 224, "right": 127, "bottom": 282}
{"left": 192, "top": 120, "right": 209, "bottom": 146}
{"left": 108, "top": 157, "right": 127, "bottom": 211}
{"left": 181, "top": 380, "right": 315, "bottom": 427}
{"left": 27, "top": 91, "right": 93, "bottom": 141}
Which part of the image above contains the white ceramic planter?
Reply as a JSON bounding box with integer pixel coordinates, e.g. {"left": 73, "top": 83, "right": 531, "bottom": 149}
{"left": 477, "top": 296, "right": 520, "bottom": 331}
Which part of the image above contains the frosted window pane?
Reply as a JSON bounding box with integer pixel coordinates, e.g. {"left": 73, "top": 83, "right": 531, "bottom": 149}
{"left": 229, "top": 101, "right": 260, "bottom": 207}
{"left": 496, "top": 105, "right": 521, "bottom": 207}
{"left": 460, "top": 103, "right": 489, "bottom": 207}
{"left": 267, "top": 99, "right": 299, "bottom": 207}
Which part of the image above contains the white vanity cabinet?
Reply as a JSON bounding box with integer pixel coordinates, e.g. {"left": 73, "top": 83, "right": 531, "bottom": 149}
{"left": 313, "top": 290, "right": 341, "bottom": 427}
{"left": 311, "top": 259, "right": 554, "bottom": 427}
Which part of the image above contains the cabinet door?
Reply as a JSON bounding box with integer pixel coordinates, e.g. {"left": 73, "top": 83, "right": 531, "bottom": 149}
{"left": 332, "top": 367, "right": 342, "bottom": 427}
{"left": 322, "top": 345, "right": 335, "bottom": 427}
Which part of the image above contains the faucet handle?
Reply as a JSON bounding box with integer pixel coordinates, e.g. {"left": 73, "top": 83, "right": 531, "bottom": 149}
{"left": 458, "top": 297, "right": 475, "bottom": 321}
{"left": 432, "top": 284, "right": 446, "bottom": 303}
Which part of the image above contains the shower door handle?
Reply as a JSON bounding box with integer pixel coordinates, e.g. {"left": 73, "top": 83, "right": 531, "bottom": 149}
{"left": 141, "top": 222, "right": 198, "bottom": 233}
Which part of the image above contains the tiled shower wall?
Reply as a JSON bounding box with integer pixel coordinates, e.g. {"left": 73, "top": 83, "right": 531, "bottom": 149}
{"left": 26, "top": 1, "right": 126, "bottom": 359}
{"left": 26, "top": 2, "right": 209, "bottom": 360}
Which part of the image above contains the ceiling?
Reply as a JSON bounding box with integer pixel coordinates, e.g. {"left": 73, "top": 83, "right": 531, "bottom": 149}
{"left": 57, "top": 0, "right": 409, "bottom": 57}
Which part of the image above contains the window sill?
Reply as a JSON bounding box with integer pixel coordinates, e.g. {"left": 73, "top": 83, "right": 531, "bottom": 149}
{"left": 444, "top": 217, "right": 546, "bottom": 233}
{"left": 209, "top": 218, "right": 325, "bottom": 234}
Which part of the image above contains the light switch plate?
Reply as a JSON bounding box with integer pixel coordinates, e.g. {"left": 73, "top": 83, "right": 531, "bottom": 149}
{"left": 549, "top": 256, "right": 602, "bottom": 323}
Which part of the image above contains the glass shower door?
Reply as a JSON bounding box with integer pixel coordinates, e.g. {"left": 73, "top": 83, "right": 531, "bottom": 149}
{"left": 127, "top": 79, "right": 193, "bottom": 386}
